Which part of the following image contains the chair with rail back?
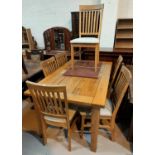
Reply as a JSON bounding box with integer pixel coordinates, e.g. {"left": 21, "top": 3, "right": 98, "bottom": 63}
{"left": 54, "top": 52, "right": 67, "bottom": 68}
{"left": 70, "top": 4, "right": 104, "bottom": 72}
{"left": 80, "top": 65, "right": 132, "bottom": 140}
{"left": 40, "top": 56, "right": 58, "bottom": 77}
{"left": 110, "top": 55, "right": 123, "bottom": 87}
{"left": 107, "top": 55, "right": 123, "bottom": 97}
{"left": 26, "top": 81, "right": 77, "bottom": 151}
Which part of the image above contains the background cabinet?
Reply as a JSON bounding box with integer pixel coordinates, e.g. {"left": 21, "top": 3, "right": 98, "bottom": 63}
{"left": 71, "top": 12, "right": 79, "bottom": 39}
{"left": 43, "top": 27, "right": 71, "bottom": 51}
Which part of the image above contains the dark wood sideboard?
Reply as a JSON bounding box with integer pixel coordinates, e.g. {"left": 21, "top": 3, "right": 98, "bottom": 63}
{"left": 43, "top": 27, "right": 71, "bottom": 51}
{"left": 71, "top": 12, "right": 79, "bottom": 39}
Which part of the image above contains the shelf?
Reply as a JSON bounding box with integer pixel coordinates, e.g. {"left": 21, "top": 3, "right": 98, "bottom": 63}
{"left": 116, "top": 30, "right": 133, "bottom": 39}
{"left": 117, "top": 19, "right": 133, "bottom": 30}
{"left": 115, "top": 40, "right": 133, "bottom": 49}
{"left": 113, "top": 48, "right": 133, "bottom": 53}
{"left": 117, "top": 24, "right": 133, "bottom": 30}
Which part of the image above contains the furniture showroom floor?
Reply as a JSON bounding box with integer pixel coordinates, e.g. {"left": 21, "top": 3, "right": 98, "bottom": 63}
{"left": 22, "top": 99, "right": 132, "bottom": 155}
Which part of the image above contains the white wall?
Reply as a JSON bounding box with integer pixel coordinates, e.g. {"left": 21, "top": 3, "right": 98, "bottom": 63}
{"left": 117, "top": 0, "right": 133, "bottom": 18}
{"left": 100, "top": 0, "right": 119, "bottom": 48}
{"left": 22, "top": 0, "right": 100, "bottom": 48}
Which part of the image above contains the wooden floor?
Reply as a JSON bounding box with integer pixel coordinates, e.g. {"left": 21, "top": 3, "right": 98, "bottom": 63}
{"left": 22, "top": 98, "right": 132, "bottom": 152}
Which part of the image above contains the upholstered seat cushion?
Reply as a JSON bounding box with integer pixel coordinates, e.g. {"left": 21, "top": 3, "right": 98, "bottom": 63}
{"left": 100, "top": 99, "right": 113, "bottom": 116}
{"left": 44, "top": 109, "right": 76, "bottom": 123}
{"left": 80, "top": 99, "right": 113, "bottom": 117}
{"left": 70, "top": 37, "right": 99, "bottom": 44}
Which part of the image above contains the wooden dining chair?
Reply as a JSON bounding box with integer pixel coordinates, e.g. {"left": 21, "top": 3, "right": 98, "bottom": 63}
{"left": 54, "top": 52, "right": 67, "bottom": 68}
{"left": 80, "top": 65, "right": 132, "bottom": 140}
{"left": 70, "top": 4, "right": 104, "bottom": 72}
{"left": 26, "top": 81, "right": 77, "bottom": 151}
{"left": 41, "top": 56, "right": 58, "bottom": 77}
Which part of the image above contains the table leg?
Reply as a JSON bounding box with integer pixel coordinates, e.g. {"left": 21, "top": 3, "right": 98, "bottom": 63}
{"left": 91, "top": 106, "right": 100, "bottom": 152}
{"left": 71, "top": 44, "right": 74, "bottom": 70}
{"left": 22, "top": 55, "right": 28, "bottom": 74}
{"left": 34, "top": 104, "right": 42, "bottom": 136}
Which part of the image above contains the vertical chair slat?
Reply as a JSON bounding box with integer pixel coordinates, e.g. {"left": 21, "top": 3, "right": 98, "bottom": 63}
{"left": 38, "top": 90, "right": 48, "bottom": 112}
{"left": 79, "top": 10, "right": 81, "bottom": 37}
{"left": 90, "top": 11, "right": 94, "bottom": 33}
{"left": 51, "top": 92, "right": 59, "bottom": 114}
{"left": 82, "top": 11, "right": 85, "bottom": 34}
{"left": 47, "top": 92, "right": 55, "bottom": 113}
{"left": 34, "top": 89, "right": 44, "bottom": 111}
{"left": 57, "top": 91, "right": 64, "bottom": 114}
{"left": 44, "top": 92, "right": 52, "bottom": 113}
{"left": 88, "top": 11, "right": 91, "bottom": 34}
{"left": 93, "top": 10, "right": 97, "bottom": 34}
{"left": 95, "top": 11, "right": 99, "bottom": 33}
{"left": 85, "top": 11, "right": 88, "bottom": 34}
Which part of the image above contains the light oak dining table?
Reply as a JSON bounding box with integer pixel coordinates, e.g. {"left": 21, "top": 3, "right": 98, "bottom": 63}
{"left": 24, "top": 60, "right": 112, "bottom": 152}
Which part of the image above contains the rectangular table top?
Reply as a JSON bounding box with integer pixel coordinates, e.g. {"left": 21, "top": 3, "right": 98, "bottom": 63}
{"left": 24, "top": 60, "right": 112, "bottom": 107}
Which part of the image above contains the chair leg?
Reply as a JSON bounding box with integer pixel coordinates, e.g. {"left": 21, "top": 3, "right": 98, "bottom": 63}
{"left": 71, "top": 44, "right": 74, "bottom": 70}
{"left": 111, "top": 128, "right": 115, "bottom": 141}
{"left": 79, "top": 47, "right": 81, "bottom": 60}
{"left": 80, "top": 115, "right": 85, "bottom": 138}
{"left": 79, "top": 52, "right": 81, "bottom": 60}
{"left": 68, "top": 128, "right": 72, "bottom": 151}
{"left": 95, "top": 46, "right": 97, "bottom": 72}
{"left": 97, "top": 45, "right": 99, "bottom": 65}
{"left": 41, "top": 119, "right": 47, "bottom": 145}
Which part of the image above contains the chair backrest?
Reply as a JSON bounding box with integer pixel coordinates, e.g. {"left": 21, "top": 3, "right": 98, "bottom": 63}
{"left": 110, "top": 65, "right": 132, "bottom": 127}
{"left": 55, "top": 52, "right": 67, "bottom": 67}
{"left": 41, "top": 56, "right": 57, "bottom": 77}
{"left": 26, "top": 81, "right": 69, "bottom": 125}
{"left": 79, "top": 4, "right": 104, "bottom": 38}
{"left": 110, "top": 55, "right": 123, "bottom": 87}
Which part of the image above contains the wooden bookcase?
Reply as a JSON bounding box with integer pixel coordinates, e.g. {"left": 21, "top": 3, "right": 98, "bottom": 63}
{"left": 22, "top": 26, "right": 37, "bottom": 50}
{"left": 114, "top": 19, "right": 133, "bottom": 52}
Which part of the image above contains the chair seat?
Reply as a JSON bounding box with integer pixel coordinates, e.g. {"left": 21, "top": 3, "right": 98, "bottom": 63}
{"left": 70, "top": 37, "right": 99, "bottom": 44}
{"left": 80, "top": 99, "right": 113, "bottom": 117}
{"left": 100, "top": 99, "right": 113, "bottom": 116}
{"left": 44, "top": 109, "right": 76, "bottom": 123}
